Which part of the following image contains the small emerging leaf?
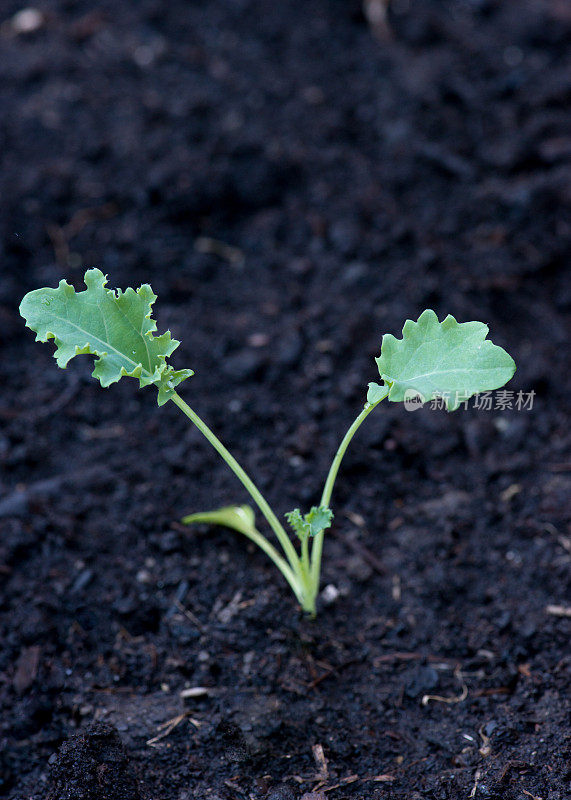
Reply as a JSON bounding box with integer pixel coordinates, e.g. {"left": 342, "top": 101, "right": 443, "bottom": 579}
{"left": 20, "top": 269, "right": 193, "bottom": 405}
{"left": 284, "top": 509, "right": 306, "bottom": 539}
{"left": 375, "top": 309, "right": 516, "bottom": 411}
{"left": 367, "top": 382, "right": 389, "bottom": 405}
{"left": 305, "top": 506, "right": 334, "bottom": 537}
{"left": 286, "top": 506, "right": 334, "bottom": 540}
{"left": 182, "top": 505, "right": 258, "bottom": 538}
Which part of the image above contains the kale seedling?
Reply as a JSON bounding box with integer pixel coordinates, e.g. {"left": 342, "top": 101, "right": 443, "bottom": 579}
{"left": 20, "top": 269, "right": 516, "bottom": 615}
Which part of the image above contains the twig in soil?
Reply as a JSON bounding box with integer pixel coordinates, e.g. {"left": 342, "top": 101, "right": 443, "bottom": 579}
{"left": 305, "top": 654, "right": 335, "bottom": 683}
{"left": 500, "top": 483, "right": 522, "bottom": 502}
{"left": 117, "top": 626, "right": 145, "bottom": 644}
{"left": 522, "top": 790, "right": 543, "bottom": 800}
{"left": 319, "top": 775, "right": 359, "bottom": 792}
{"left": 518, "top": 663, "right": 532, "bottom": 678}
{"left": 545, "top": 604, "right": 571, "bottom": 617}
{"left": 469, "top": 768, "right": 482, "bottom": 798}
{"left": 216, "top": 590, "right": 247, "bottom": 623}
{"left": 478, "top": 725, "right": 492, "bottom": 757}
{"left": 373, "top": 651, "right": 454, "bottom": 665}
{"left": 171, "top": 600, "right": 230, "bottom": 643}
{"left": 471, "top": 687, "right": 511, "bottom": 697}
{"left": 374, "top": 651, "right": 423, "bottom": 664}
{"left": 305, "top": 657, "right": 362, "bottom": 690}
{"left": 363, "top": 1, "right": 392, "bottom": 41}
{"left": 311, "top": 771, "right": 397, "bottom": 794}
{"left": 173, "top": 599, "right": 207, "bottom": 633}
{"left": 223, "top": 780, "right": 253, "bottom": 800}
{"left": 194, "top": 236, "right": 245, "bottom": 267}
{"left": 91, "top": 685, "right": 137, "bottom": 694}
{"left": 542, "top": 523, "right": 571, "bottom": 554}
{"left": 547, "top": 462, "right": 571, "bottom": 472}
{"left": 498, "top": 760, "right": 532, "bottom": 784}
{"left": 421, "top": 667, "right": 468, "bottom": 706}
{"left": 363, "top": 615, "right": 392, "bottom": 632}
{"left": 146, "top": 643, "right": 159, "bottom": 671}
{"left": 164, "top": 580, "right": 190, "bottom": 620}
{"left": 146, "top": 711, "right": 200, "bottom": 747}
{"left": 312, "top": 743, "right": 328, "bottom": 782}
{"left": 394, "top": 756, "right": 430, "bottom": 775}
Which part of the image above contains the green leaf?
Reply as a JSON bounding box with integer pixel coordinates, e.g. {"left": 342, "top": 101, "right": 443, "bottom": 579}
{"left": 285, "top": 506, "right": 334, "bottom": 540}
{"left": 305, "top": 506, "right": 334, "bottom": 537}
{"left": 182, "top": 505, "right": 258, "bottom": 537}
{"left": 285, "top": 509, "right": 306, "bottom": 539}
{"left": 19, "top": 268, "right": 193, "bottom": 405}
{"left": 367, "top": 382, "right": 389, "bottom": 405}
{"left": 375, "top": 309, "right": 516, "bottom": 411}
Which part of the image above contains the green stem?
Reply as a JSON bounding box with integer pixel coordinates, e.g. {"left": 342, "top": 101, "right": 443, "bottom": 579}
{"left": 301, "top": 534, "right": 310, "bottom": 577}
{"left": 310, "top": 401, "right": 380, "bottom": 587}
{"left": 170, "top": 392, "right": 300, "bottom": 576}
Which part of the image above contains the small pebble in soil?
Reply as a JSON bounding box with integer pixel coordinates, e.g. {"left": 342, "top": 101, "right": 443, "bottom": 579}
{"left": 11, "top": 8, "right": 44, "bottom": 35}
{"left": 320, "top": 584, "right": 340, "bottom": 605}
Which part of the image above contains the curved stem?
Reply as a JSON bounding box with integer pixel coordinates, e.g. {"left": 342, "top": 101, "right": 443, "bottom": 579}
{"left": 170, "top": 392, "right": 300, "bottom": 574}
{"left": 228, "top": 523, "right": 304, "bottom": 603}
{"left": 310, "top": 401, "right": 381, "bottom": 586}
{"left": 301, "top": 534, "right": 310, "bottom": 577}
{"left": 319, "top": 403, "right": 378, "bottom": 508}
{"left": 182, "top": 509, "right": 303, "bottom": 602}
{"left": 236, "top": 529, "right": 302, "bottom": 599}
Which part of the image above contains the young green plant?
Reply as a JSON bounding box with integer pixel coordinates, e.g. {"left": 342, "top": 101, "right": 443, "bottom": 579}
{"left": 20, "top": 269, "right": 516, "bottom": 615}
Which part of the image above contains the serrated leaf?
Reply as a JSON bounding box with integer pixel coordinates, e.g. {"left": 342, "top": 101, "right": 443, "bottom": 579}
{"left": 375, "top": 309, "right": 515, "bottom": 411}
{"left": 182, "top": 505, "right": 258, "bottom": 537}
{"left": 286, "top": 506, "right": 334, "bottom": 540}
{"left": 367, "top": 382, "right": 389, "bottom": 405}
{"left": 305, "top": 506, "right": 334, "bottom": 537}
{"left": 285, "top": 509, "right": 307, "bottom": 540}
{"left": 20, "top": 268, "right": 193, "bottom": 405}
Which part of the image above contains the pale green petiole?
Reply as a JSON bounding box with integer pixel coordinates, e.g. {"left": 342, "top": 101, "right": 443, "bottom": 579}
{"left": 181, "top": 505, "right": 304, "bottom": 605}
{"left": 311, "top": 398, "right": 383, "bottom": 593}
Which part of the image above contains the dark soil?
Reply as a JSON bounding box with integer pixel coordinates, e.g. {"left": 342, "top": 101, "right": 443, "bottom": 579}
{"left": 1, "top": 1, "right": 570, "bottom": 798}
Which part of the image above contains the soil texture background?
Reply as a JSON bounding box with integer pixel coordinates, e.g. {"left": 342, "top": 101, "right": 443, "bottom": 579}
{"left": 1, "top": 1, "right": 570, "bottom": 798}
